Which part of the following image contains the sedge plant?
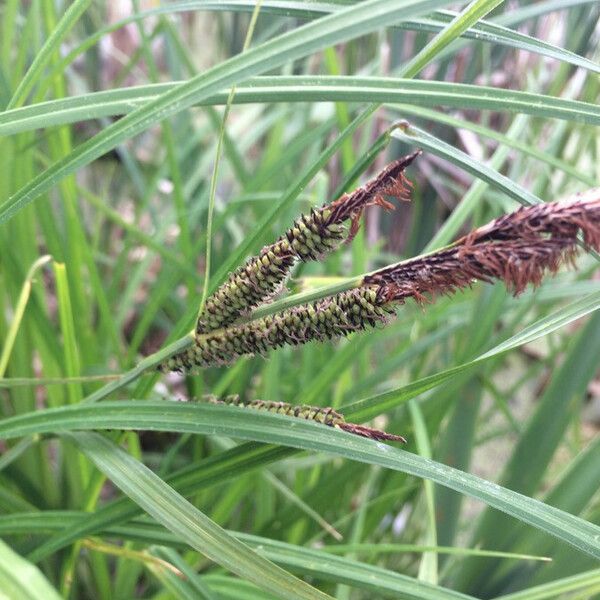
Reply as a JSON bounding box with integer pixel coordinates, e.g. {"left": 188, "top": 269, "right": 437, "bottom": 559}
{"left": 1, "top": 2, "right": 600, "bottom": 599}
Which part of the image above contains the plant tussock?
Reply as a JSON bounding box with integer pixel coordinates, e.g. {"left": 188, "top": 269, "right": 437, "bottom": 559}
{"left": 163, "top": 159, "right": 600, "bottom": 372}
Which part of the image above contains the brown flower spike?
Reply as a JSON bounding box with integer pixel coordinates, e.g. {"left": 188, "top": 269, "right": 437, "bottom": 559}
{"left": 365, "top": 194, "right": 600, "bottom": 301}
{"left": 196, "top": 152, "right": 420, "bottom": 334}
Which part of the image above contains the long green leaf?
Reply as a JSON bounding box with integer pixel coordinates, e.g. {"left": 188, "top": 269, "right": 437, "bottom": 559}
{"left": 0, "top": 0, "right": 455, "bottom": 224}
{"left": 0, "top": 539, "right": 62, "bottom": 600}
{"left": 391, "top": 124, "right": 543, "bottom": 208}
{"left": 0, "top": 255, "right": 51, "bottom": 377}
{"left": 496, "top": 568, "right": 600, "bottom": 600}
{"left": 400, "top": 0, "right": 507, "bottom": 78}
{"left": 0, "top": 513, "right": 479, "bottom": 600}
{"left": 28, "top": 443, "right": 293, "bottom": 562}
{"left": 6, "top": 0, "right": 91, "bottom": 108}
{"left": 39, "top": 1, "right": 600, "bottom": 85}
{"left": 451, "top": 311, "right": 600, "bottom": 594}
{"left": 64, "top": 432, "right": 331, "bottom": 600}
{"left": 235, "top": 533, "right": 474, "bottom": 599}
{"left": 1, "top": 402, "right": 600, "bottom": 559}
{"left": 3, "top": 76, "right": 600, "bottom": 136}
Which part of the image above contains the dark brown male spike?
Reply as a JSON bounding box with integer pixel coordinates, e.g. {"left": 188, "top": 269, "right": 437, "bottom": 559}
{"left": 366, "top": 192, "right": 600, "bottom": 301}
{"left": 326, "top": 150, "right": 421, "bottom": 240}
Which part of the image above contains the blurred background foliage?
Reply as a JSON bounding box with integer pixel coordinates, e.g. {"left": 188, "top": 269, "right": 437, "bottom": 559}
{"left": 0, "top": 0, "right": 600, "bottom": 598}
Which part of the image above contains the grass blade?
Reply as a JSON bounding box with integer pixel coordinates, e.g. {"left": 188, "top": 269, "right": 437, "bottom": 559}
{"left": 1, "top": 403, "right": 600, "bottom": 559}
{"left": 64, "top": 431, "right": 331, "bottom": 600}
{"left": 0, "top": 539, "right": 62, "bottom": 600}
{"left": 4, "top": 76, "right": 600, "bottom": 136}
{"left": 0, "top": 0, "right": 455, "bottom": 225}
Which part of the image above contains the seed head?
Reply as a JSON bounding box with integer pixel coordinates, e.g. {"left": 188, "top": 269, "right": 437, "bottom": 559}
{"left": 162, "top": 186, "right": 600, "bottom": 376}
{"left": 203, "top": 394, "right": 406, "bottom": 442}
{"left": 196, "top": 152, "right": 420, "bottom": 334}
{"left": 163, "top": 287, "right": 392, "bottom": 372}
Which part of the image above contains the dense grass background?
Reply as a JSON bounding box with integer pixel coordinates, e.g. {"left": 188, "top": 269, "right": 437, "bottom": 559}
{"left": 1, "top": 1, "right": 600, "bottom": 598}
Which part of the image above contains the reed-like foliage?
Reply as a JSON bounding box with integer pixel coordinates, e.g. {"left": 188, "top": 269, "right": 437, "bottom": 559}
{"left": 1, "top": 2, "right": 600, "bottom": 599}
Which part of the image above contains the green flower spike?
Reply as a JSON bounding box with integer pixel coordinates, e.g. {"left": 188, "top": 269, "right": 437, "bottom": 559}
{"left": 204, "top": 394, "right": 406, "bottom": 443}
{"left": 164, "top": 286, "right": 392, "bottom": 371}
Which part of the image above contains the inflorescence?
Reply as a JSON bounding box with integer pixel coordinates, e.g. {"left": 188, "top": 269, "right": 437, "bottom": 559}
{"left": 162, "top": 159, "right": 600, "bottom": 374}
{"left": 196, "top": 151, "right": 420, "bottom": 334}
{"left": 204, "top": 395, "right": 406, "bottom": 443}
{"left": 163, "top": 286, "right": 393, "bottom": 370}
{"left": 160, "top": 155, "right": 600, "bottom": 445}
{"left": 365, "top": 194, "right": 600, "bottom": 300}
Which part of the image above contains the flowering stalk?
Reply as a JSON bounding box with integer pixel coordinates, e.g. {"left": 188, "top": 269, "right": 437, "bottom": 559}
{"left": 162, "top": 192, "right": 600, "bottom": 373}
{"left": 196, "top": 152, "right": 420, "bottom": 333}
{"left": 204, "top": 394, "right": 406, "bottom": 442}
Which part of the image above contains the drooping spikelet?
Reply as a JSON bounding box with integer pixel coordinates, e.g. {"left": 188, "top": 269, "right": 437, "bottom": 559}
{"left": 196, "top": 151, "right": 421, "bottom": 334}
{"left": 204, "top": 394, "right": 406, "bottom": 442}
